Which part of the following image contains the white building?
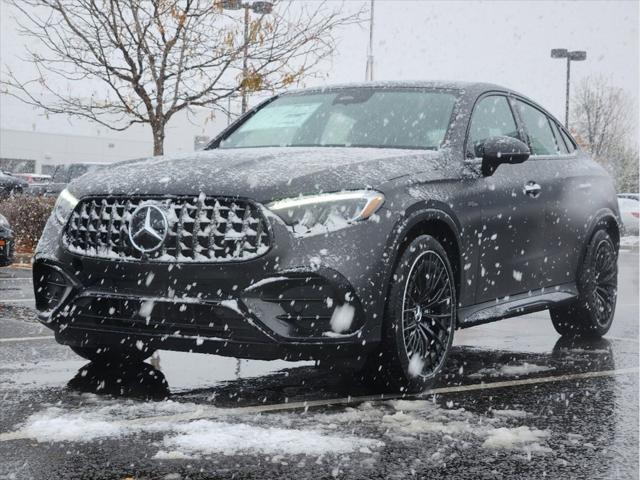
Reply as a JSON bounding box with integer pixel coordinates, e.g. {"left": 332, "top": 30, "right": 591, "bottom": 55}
{"left": 0, "top": 93, "right": 231, "bottom": 173}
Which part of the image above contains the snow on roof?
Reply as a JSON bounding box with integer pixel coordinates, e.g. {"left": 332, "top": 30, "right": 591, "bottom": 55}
{"left": 286, "top": 80, "right": 512, "bottom": 96}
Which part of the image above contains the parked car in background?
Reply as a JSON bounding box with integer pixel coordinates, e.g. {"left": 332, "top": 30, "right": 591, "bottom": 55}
{"left": 29, "top": 162, "right": 108, "bottom": 196}
{"left": 617, "top": 195, "right": 639, "bottom": 235}
{"left": 617, "top": 193, "right": 639, "bottom": 202}
{"left": 34, "top": 82, "right": 621, "bottom": 392}
{"left": 13, "top": 173, "right": 53, "bottom": 185}
{"left": 0, "top": 171, "right": 29, "bottom": 198}
{"left": 0, "top": 213, "right": 15, "bottom": 267}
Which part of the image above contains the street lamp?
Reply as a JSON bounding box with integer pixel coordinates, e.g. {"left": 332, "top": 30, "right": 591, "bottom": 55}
{"left": 551, "top": 48, "right": 587, "bottom": 128}
{"left": 219, "top": 1, "right": 274, "bottom": 114}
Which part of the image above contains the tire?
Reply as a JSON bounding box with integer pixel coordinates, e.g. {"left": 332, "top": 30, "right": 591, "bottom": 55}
{"left": 71, "top": 344, "right": 154, "bottom": 364}
{"left": 362, "top": 235, "right": 456, "bottom": 393}
{"left": 550, "top": 229, "right": 618, "bottom": 338}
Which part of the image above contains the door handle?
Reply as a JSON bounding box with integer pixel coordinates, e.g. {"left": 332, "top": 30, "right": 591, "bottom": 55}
{"left": 524, "top": 181, "right": 542, "bottom": 198}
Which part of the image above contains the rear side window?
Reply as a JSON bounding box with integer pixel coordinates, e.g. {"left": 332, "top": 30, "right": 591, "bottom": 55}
{"left": 559, "top": 128, "right": 576, "bottom": 153}
{"left": 549, "top": 121, "right": 568, "bottom": 154}
{"left": 467, "top": 96, "right": 519, "bottom": 157}
{"left": 514, "top": 100, "right": 558, "bottom": 156}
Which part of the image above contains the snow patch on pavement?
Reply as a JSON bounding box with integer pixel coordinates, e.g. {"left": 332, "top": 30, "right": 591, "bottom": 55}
{"left": 469, "top": 362, "right": 554, "bottom": 378}
{"left": 155, "top": 420, "right": 383, "bottom": 458}
{"left": 14, "top": 391, "right": 555, "bottom": 458}
{"left": 491, "top": 409, "right": 531, "bottom": 418}
{"left": 24, "top": 409, "right": 124, "bottom": 442}
{"left": 17, "top": 400, "right": 384, "bottom": 458}
{"left": 483, "top": 426, "right": 551, "bottom": 452}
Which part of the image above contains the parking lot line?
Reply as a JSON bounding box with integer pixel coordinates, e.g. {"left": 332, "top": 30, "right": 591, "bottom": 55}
{"left": 0, "top": 336, "right": 54, "bottom": 343}
{"left": 232, "top": 367, "right": 640, "bottom": 415}
{"left": 0, "top": 298, "right": 35, "bottom": 303}
{"left": 0, "top": 366, "right": 636, "bottom": 442}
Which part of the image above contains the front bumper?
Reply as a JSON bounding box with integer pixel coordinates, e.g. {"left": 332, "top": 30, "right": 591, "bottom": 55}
{"left": 33, "top": 210, "right": 396, "bottom": 361}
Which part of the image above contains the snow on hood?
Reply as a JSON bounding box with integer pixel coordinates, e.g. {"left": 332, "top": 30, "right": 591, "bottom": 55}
{"left": 68, "top": 147, "right": 451, "bottom": 203}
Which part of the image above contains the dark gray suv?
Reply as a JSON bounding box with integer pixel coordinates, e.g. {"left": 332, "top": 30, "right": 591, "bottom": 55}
{"left": 34, "top": 82, "right": 620, "bottom": 392}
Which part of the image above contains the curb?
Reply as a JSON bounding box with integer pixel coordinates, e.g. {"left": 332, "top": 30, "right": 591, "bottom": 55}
{"left": 14, "top": 253, "right": 33, "bottom": 264}
{"left": 10, "top": 263, "right": 32, "bottom": 270}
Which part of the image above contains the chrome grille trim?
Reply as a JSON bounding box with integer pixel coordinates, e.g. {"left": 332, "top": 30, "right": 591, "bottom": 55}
{"left": 63, "top": 195, "right": 271, "bottom": 262}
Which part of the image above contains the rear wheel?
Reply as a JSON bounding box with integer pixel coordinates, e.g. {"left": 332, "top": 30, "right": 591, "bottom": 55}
{"left": 550, "top": 229, "right": 618, "bottom": 338}
{"left": 71, "top": 345, "right": 154, "bottom": 364}
{"left": 363, "top": 235, "right": 456, "bottom": 392}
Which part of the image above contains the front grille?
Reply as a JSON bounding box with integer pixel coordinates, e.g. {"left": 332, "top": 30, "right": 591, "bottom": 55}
{"left": 63, "top": 195, "right": 271, "bottom": 262}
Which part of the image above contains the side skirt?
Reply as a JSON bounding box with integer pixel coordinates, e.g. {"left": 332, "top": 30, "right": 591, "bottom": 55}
{"left": 457, "top": 283, "right": 578, "bottom": 328}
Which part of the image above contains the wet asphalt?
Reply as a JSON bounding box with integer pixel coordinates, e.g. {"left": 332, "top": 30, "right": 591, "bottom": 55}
{"left": 0, "top": 250, "right": 638, "bottom": 480}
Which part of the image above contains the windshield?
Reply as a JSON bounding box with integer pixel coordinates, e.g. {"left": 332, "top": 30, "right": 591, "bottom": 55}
{"left": 219, "top": 89, "right": 458, "bottom": 150}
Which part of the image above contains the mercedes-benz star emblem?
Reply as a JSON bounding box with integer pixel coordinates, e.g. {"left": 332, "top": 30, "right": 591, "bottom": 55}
{"left": 128, "top": 204, "right": 169, "bottom": 253}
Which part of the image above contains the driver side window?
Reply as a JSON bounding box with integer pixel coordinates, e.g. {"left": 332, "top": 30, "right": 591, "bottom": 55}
{"left": 467, "top": 96, "right": 519, "bottom": 158}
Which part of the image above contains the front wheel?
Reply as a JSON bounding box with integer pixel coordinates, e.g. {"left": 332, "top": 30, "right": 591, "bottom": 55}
{"left": 363, "top": 235, "right": 456, "bottom": 393}
{"left": 550, "top": 229, "right": 618, "bottom": 338}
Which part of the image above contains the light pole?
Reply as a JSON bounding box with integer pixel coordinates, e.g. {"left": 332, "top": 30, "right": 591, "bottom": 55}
{"left": 220, "top": 1, "right": 274, "bottom": 114}
{"left": 365, "top": 0, "right": 375, "bottom": 81}
{"left": 551, "top": 48, "right": 587, "bottom": 128}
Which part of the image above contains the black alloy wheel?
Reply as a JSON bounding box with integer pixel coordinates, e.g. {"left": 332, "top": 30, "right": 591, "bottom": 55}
{"left": 364, "top": 234, "right": 456, "bottom": 393}
{"left": 550, "top": 229, "right": 618, "bottom": 338}
{"left": 401, "top": 250, "right": 455, "bottom": 377}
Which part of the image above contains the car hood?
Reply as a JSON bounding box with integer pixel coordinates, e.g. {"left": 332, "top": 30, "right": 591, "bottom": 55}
{"left": 69, "top": 147, "right": 454, "bottom": 203}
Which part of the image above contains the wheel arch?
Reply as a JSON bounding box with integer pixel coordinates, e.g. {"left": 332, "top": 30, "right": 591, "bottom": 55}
{"left": 584, "top": 208, "right": 621, "bottom": 251}
{"left": 384, "top": 207, "right": 463, "bottom": 310}
{"left": 578, "top": 208, "right": 621, "bottom": 275}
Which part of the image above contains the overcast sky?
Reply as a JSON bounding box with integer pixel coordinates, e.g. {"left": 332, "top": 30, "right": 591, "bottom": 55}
{"left": 1, "top": 0, "right": 638, "bottom": 146}
{"left": 321, "top": 0, "right": 638, "bottom": 125}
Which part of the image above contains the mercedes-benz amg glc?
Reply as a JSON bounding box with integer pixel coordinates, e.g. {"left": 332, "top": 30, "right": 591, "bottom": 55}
{"left": 34, "top": 82, "right": 620, "bottom": 392}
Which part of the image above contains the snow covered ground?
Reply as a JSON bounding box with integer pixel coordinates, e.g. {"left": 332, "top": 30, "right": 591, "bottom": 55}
{"left": 14, "top": 395, "right": 554, "bottom": 461}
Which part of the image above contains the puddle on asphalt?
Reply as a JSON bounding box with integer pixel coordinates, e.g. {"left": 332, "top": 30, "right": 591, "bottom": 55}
{"left": 152, "top": 350, "right": 314, "bottom": 392}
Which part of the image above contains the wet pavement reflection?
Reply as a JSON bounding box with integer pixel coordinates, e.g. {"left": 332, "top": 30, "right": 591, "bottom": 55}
{"left": 62, "top": 336, "right": 619, "bottom": 407}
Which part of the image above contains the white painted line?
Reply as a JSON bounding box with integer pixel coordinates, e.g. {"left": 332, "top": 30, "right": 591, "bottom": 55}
{"left": 0, "top": 298, "right": 35, "bottom": 303}
{"left": 0, "top": 336, "right": 54, "bottom": 343}
{"left": 0, "top": 366, "right": 637, "bottom": 442}
{"left": 0, "top": 278, "right": 31, "bottom": 281}
{"left": 233, "top": 367, "right": 640, "bottom": 415}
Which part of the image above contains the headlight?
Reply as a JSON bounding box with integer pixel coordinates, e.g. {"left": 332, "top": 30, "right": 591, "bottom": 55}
{"left": 267, "top": 190, "right": 385, "bottom": 236}
{"left": 53, "top": 188, "right": 79, "bottom": 224}
{"left": 0, "top": 213, "right": 9, "bottom": 229}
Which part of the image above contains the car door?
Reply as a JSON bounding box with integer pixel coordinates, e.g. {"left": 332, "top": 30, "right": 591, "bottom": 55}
{"left": 511, "top": 99, "right": 586, "bottom": 289}
{"left": 464, "top": 94, "right": 548, "bottom": 304}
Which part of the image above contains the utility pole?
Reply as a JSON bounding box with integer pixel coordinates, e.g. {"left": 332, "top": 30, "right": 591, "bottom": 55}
{"left": 220, "top": 1, "right": 274, "bottom": 114}
{"left": 241, "top": 5, "right": 250, "bottom": 114}
{"left": 551, "top": 48, "right": 587, "bottom": 128}
{"left": 365, "top": 0, "right": 375, "bottom": 81}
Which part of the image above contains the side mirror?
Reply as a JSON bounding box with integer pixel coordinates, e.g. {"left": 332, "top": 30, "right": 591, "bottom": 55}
{"left": 478, "top": 136, "right": 530, "bottom": 176}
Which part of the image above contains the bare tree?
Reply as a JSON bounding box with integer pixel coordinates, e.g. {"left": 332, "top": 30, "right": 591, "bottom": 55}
{"left": 571, "top": 75, "right": 638, "bottom": 189}
{"left": 1, "top": 1, "right": 363, "bottom": 155}
{"left": 571, "top": 75, "right": 634, "bottom": 158}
